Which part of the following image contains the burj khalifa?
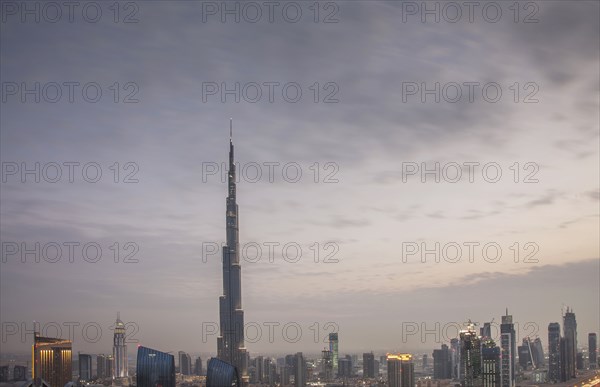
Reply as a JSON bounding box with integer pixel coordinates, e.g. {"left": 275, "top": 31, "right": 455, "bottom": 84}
{"left": 217, "top": 119, "right": 248, "bottom": 385}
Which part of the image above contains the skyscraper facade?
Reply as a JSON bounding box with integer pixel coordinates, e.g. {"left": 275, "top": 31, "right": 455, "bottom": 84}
{"left": 79, "top": 353, "right": 93, "bottom": 381}
{"left": 387, "top": 354, "right": 414, "bottom": 387}
{"left": 113, "top": 313, "right": 128, "bottom": 378}
{"left": 481, "top": 340, "right": 500, "bottom": 387}
{"left": 433, "top": 344, "right": 451, "bottom": 379}
{"left": 589, "top": 333, "right": 597, "bottom": 369}
{"left": 195, "top": 356, "right": 203, "bottom": 376}
{"left": 563, "top": 308, "right": 577, "bottom": 379}
{"left": 295, "top": 352, "right": 306, "bottom": 387}
{"left": 329, "top": 333, "right": 339, "bottom": 376}
{"left": 217, "top": 120, "right": 248, "bottom": 385}
{"left": 137, "top": 346, "right": 175, "bottom": 387}
{"left": 179, "top": 351, "right": 192, "bottom": 375}
{"left": 32, "top": 334, "right": 72, "bottom": 387}
{"left": 531, "top": 338, "right": 545, "bottom": 369}
{"left": 363, "top": 352, "right": 375, "bottom": 378}
{"left": 459, "top": 325, "right": 482, "bottom": 387}
{"left": 500, "top": 311, "right": 515, "bottom": 387}
{"left": 548, "top": 322, "right": 561, "bottom": 382}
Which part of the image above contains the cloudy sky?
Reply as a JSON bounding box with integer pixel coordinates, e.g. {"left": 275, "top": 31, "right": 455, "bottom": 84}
{"left": 1, "top": 0, "right": 598, "bottom": 357}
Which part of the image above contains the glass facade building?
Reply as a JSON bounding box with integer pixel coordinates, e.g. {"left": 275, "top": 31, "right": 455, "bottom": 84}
{"left": 136, "top": 346, "right": 175, "bottom": 387}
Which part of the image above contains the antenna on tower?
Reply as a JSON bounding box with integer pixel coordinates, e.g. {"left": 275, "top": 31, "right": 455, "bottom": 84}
{"left": 230, "top": 118, "right": 233, "bottom": 140}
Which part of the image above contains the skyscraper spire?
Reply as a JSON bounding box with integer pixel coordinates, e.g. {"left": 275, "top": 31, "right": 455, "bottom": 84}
{"left": 217, "top": 120, "right": 248, "bottom": 385}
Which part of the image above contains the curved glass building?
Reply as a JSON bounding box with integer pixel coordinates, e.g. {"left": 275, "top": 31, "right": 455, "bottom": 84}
{"left": 136, "top": 346, "right": 175, "bottom": 387}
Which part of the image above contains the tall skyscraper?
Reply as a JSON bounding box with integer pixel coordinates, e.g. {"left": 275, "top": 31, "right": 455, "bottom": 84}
{"left": 387, "top": 354, "right": 414, "bottom": 387}
{"left": 339, "top": 355, "right": 352, "bottom": 377}
{"left": 32, "top": 334, "right": 72, "bottom": 387}
{"left": 589, "top": 333, "right": 597, "bottom": 369}
{"left": 295, "top": 352, "right": 306, "bottom": 387}
{"left": 451, "top": 338, "right": 460, "bottom": 380}
{"left": 518, "top": 339, "right": 531, "bottom": 370}
{"left": 548, "top": 322, "right": 561, "bottom": 382}
{"left": 459, "top": 323, "right": 482, "bottom": 387}
{"left": 137, "top": 346, "right": 175, "bottom": 387}
{"left": 113, "top": 313, "right": 128, "bottom": 378}
{"left": 79, "top": 353, "right": 93, "bottom": 381}
{"left": 363, "top": 352, "right": 375, "bottom": 378}
{"left": 329, "top": 333, "right": 339, "bottom": 376}
{"left": 433, "top": 344, "right": 451, "bottom": 379}
{"left": 179, "top": 351, "right": 192, "bottom": 375}
{"left": 217, "top": 119, "right": 248, "bottom": 385}
{"left": 97, "top": 354, "right": 107, "bottom": 378}
{"left": 321, "top": 349, "right": 333, "bottom": 381}
{"left": 500, "top": 310, "right": 515, "bottom": 387}
{"left": 563, "top": 308, "right": 577, "bottom": 379}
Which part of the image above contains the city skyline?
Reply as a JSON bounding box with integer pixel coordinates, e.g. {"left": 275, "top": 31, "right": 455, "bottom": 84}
{"left": 1, "top": 0, "right": 599, "bottom": 360}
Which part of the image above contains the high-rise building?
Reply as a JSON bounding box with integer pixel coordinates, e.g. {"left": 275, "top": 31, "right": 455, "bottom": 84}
{"left": 217, "top": 119, "right": 248, "bottom": 385}
{"left": 97, "top": 354, "right": 107, "bottom": 378}
{"left": 387, "top": 354, "right": 414, "bottom": 387}
{"left": 589, "top": 333, "right": 597, "bottom": 369}
{"left": 295, "top": 352, "right": 306, "bottom": 387}
{"left": 500, "top": 310, "right": 515, "bottom": 387}
{"left": 322, "top": 349, "right": 333, "bottom": 381}
{"left": 137, "top": 346, "right": 175, "bottom": 387}
{"left": 79, "top": 353, "right": 93, "bottom": 381}
{"left": 363, "top": 352, "right": 375, "bottom": 378}
{"left": 563, "top": 308, "right": 577, "bottom": 379}
{"left": 32, "top": 334, "right": 72, "bottom": 387}
{"left": 481, "top": 339, "right": 500, "bottom": 387}
{"left": 548, "top": 322, "right": 561, "bottom": 382}
{"left": 459, "top": 324, "right": 482, "bottom": 387}
{"left": 329, "top": 333, "right": 339, "bottom": 376}
{"left": 433, "top": 344, "right": 451, "bottom": 379}
{"left": 451, "top": 338, "right": 460, "bottom": 380}
{"left": 178, "top": 351, "right": 192, "bottom": 375}
{"left": 480, "top": 323, "right": 492, "bottom": 339}
{"left": 531, "top": 338, "right": 545, "bottom": 369}
{"left": 339, "top": 355, "right": 352, "bottom": 377}
{"left": 518, "top": 339, "right": 531, "bottom": 370}
{"left": 195, "top": 356, "right": 203, "bottom": 376}
{"left": 113, "top": 313, "right": 128, "bottom": 378}
{"left": 423, "top": 354, "right": 428, "bottom": 370}
{"left": 577, "top": 353, "right": 584, "bottom": 370}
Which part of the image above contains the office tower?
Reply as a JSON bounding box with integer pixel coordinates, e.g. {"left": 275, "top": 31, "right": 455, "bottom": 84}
{"left": 589, "top": 333, "right": 597, "bottom": 369}
{"left": 79, "top": 353, "right": 93, "bottom": 381}
{"left": 254, "top": 355, "right": 264, "bottom": 382}
{"left": 97, "top": 354, "right": 106, "bottom": 378}
{"left": 375, "top": 359, "right": 380, "bottom": 377}
{"left": 530, "top": 338, "right": 544, "bottom": 369}
{"left": 563, "top": 308, "right": 577, "bottom": 379}
{"left": 548, "top": 323, "right": 561, "bottom": 382}
{"left": 560, "top": 337, "right": 568, "bottom": 381}
{"left": 500, "top": 310, "right": 515, "bottom": 387}
{"left": 195, "top": 356, "right": 203, "bottom": 376}
{"left": 329, "top": 333, "right": 339, "bottom": 376}
{"left": 339, "top": 355, "right": 352, "bottom": 377}
{"left": 459, "top": 324, "right": 482, "bottom": 387}
{"left": 217, "top": 120, "right": 248, "bottom": 385}
{"left": 518, "top": 339, "right": 531, "bottom": 370}
{"left": 13, "top": 365, "right": 27, "bottom": 381}
{"left": 32, "top": 334, "right": 72, "bottom": 387}
{"left": 451, "top": 338, "right": 460, "bottom": 380}
{"left": 113, "top": 313, "right": 128, "bottom": 378}
{"left": 295, "top": 352, "right": 306, "bottom": 387}
{"left": 363, "top": 352, "right": 376, "bottom": 378}
{"left": 178, "top": 351, "right": 192, "bottom": 375}
{"left": 137, "top": 346, "right": 175, "bottom": 387}
{"left": 481, "top": 339, "right": 500, "bottom": 387}
{"left": 322, "top": 349, "right": 333, "bottom": 381}
{"left": 423, "top": 354, "right": 428, "bottom": 370}
{"left": 433, "top": 344, "right": 451, "bottom": 379}
{"left": 107, "top": 355, "right": 114, "bottom": 377}
{"left": 387, "top": 354, "right": 414, "bottom": 387}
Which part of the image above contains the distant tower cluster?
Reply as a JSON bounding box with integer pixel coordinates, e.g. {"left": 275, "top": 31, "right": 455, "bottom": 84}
{"left": 548, "top": 307, "right": 579, "bottom": 382}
